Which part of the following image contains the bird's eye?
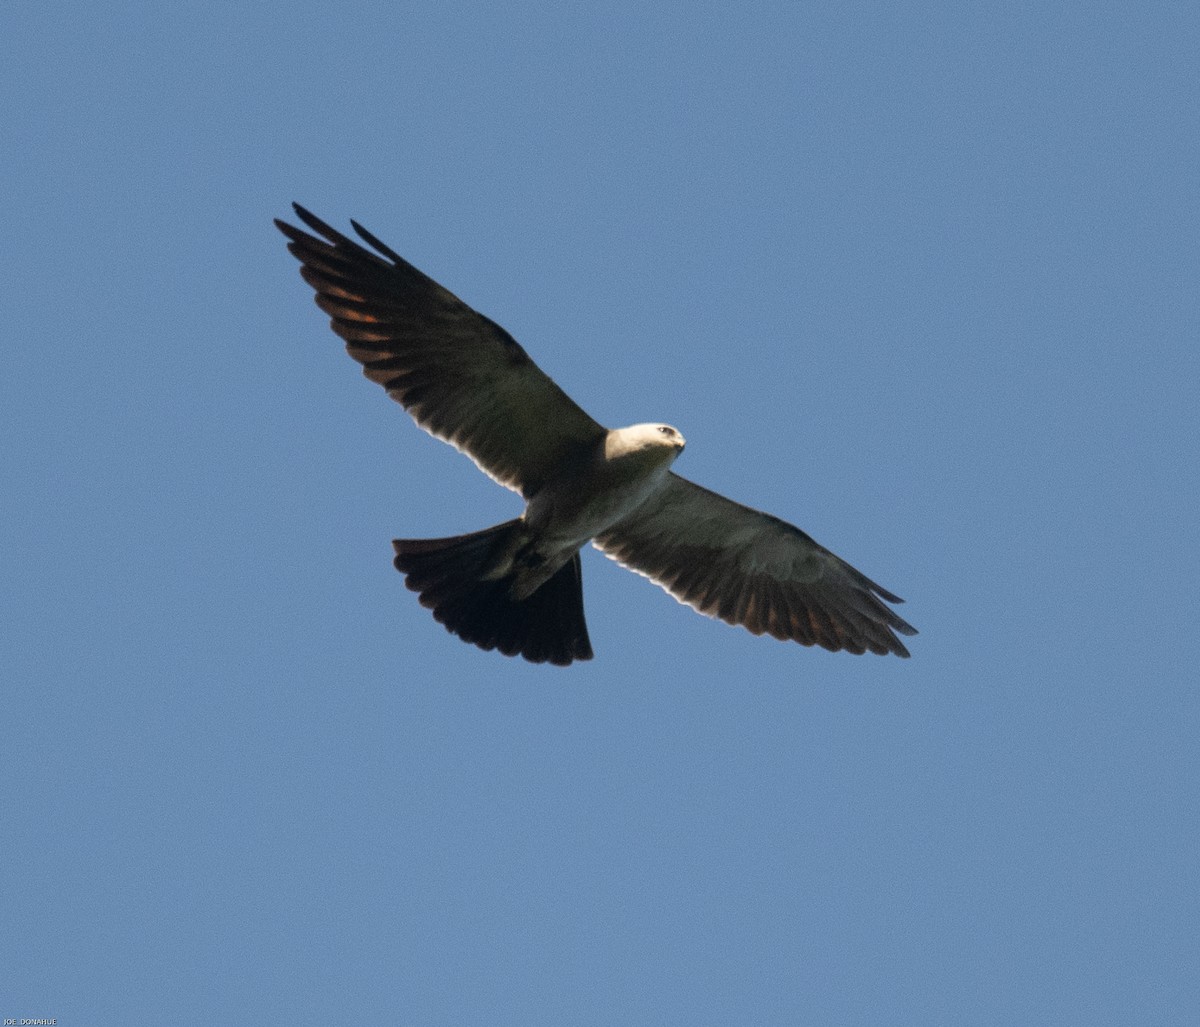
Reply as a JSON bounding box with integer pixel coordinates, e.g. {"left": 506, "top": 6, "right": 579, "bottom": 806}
{"left": 658, "top": 426, "right": 674, "bottom": 436}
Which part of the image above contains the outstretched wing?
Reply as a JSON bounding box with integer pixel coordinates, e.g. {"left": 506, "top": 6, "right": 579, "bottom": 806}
{"left": 276, "top": 204, "right": 606, "bottom": 497}
{"left": 595, "top": 474, "right": 917, "bottom": 656}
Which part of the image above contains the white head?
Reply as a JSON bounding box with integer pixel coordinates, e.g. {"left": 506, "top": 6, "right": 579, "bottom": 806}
{"left": 604, "top": 423, "right": 686, "bottom": 464}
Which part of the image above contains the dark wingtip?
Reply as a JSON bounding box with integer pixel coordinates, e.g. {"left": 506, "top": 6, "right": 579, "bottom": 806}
{"left": 351, "top": 217, "right": 404, "bottom": 264}
{"left": 278, "top": 205, "right": 400, "bottom": 272}
{"left": 287, "top": 203, "right": 344, "bottom": 242}
{"left": 274, "top": 216, "right": 306, "bottom": 245}
{"left": 275, "top": 203, "right": 323, "bottom": 243}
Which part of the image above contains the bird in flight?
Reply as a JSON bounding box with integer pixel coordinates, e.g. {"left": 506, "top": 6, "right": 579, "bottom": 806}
{"left": 276, "top": 205, "right": 917, "bottom": 666}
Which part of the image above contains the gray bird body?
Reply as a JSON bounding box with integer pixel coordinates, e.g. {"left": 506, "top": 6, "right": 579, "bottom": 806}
{"left": 510, "top": 423, "right": 685, "bottom": 598}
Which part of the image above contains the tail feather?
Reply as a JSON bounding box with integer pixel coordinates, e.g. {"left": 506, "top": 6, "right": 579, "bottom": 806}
{"left": 392, "top": 520, "right": 593, "bottom": 666}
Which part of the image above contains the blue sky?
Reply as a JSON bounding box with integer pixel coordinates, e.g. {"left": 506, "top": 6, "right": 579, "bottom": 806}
{"left": 4, "top": 1, "right": 1198, "bottom": 1023}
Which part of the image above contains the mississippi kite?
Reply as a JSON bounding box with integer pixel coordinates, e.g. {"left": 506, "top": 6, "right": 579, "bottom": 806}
{"left": 276, "top": 205, "right": 917, "bottom": 666}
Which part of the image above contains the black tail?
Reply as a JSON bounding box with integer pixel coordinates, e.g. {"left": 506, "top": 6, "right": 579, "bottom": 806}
{"left": 392, "top": 520, "right": 593, "bottom": 666}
